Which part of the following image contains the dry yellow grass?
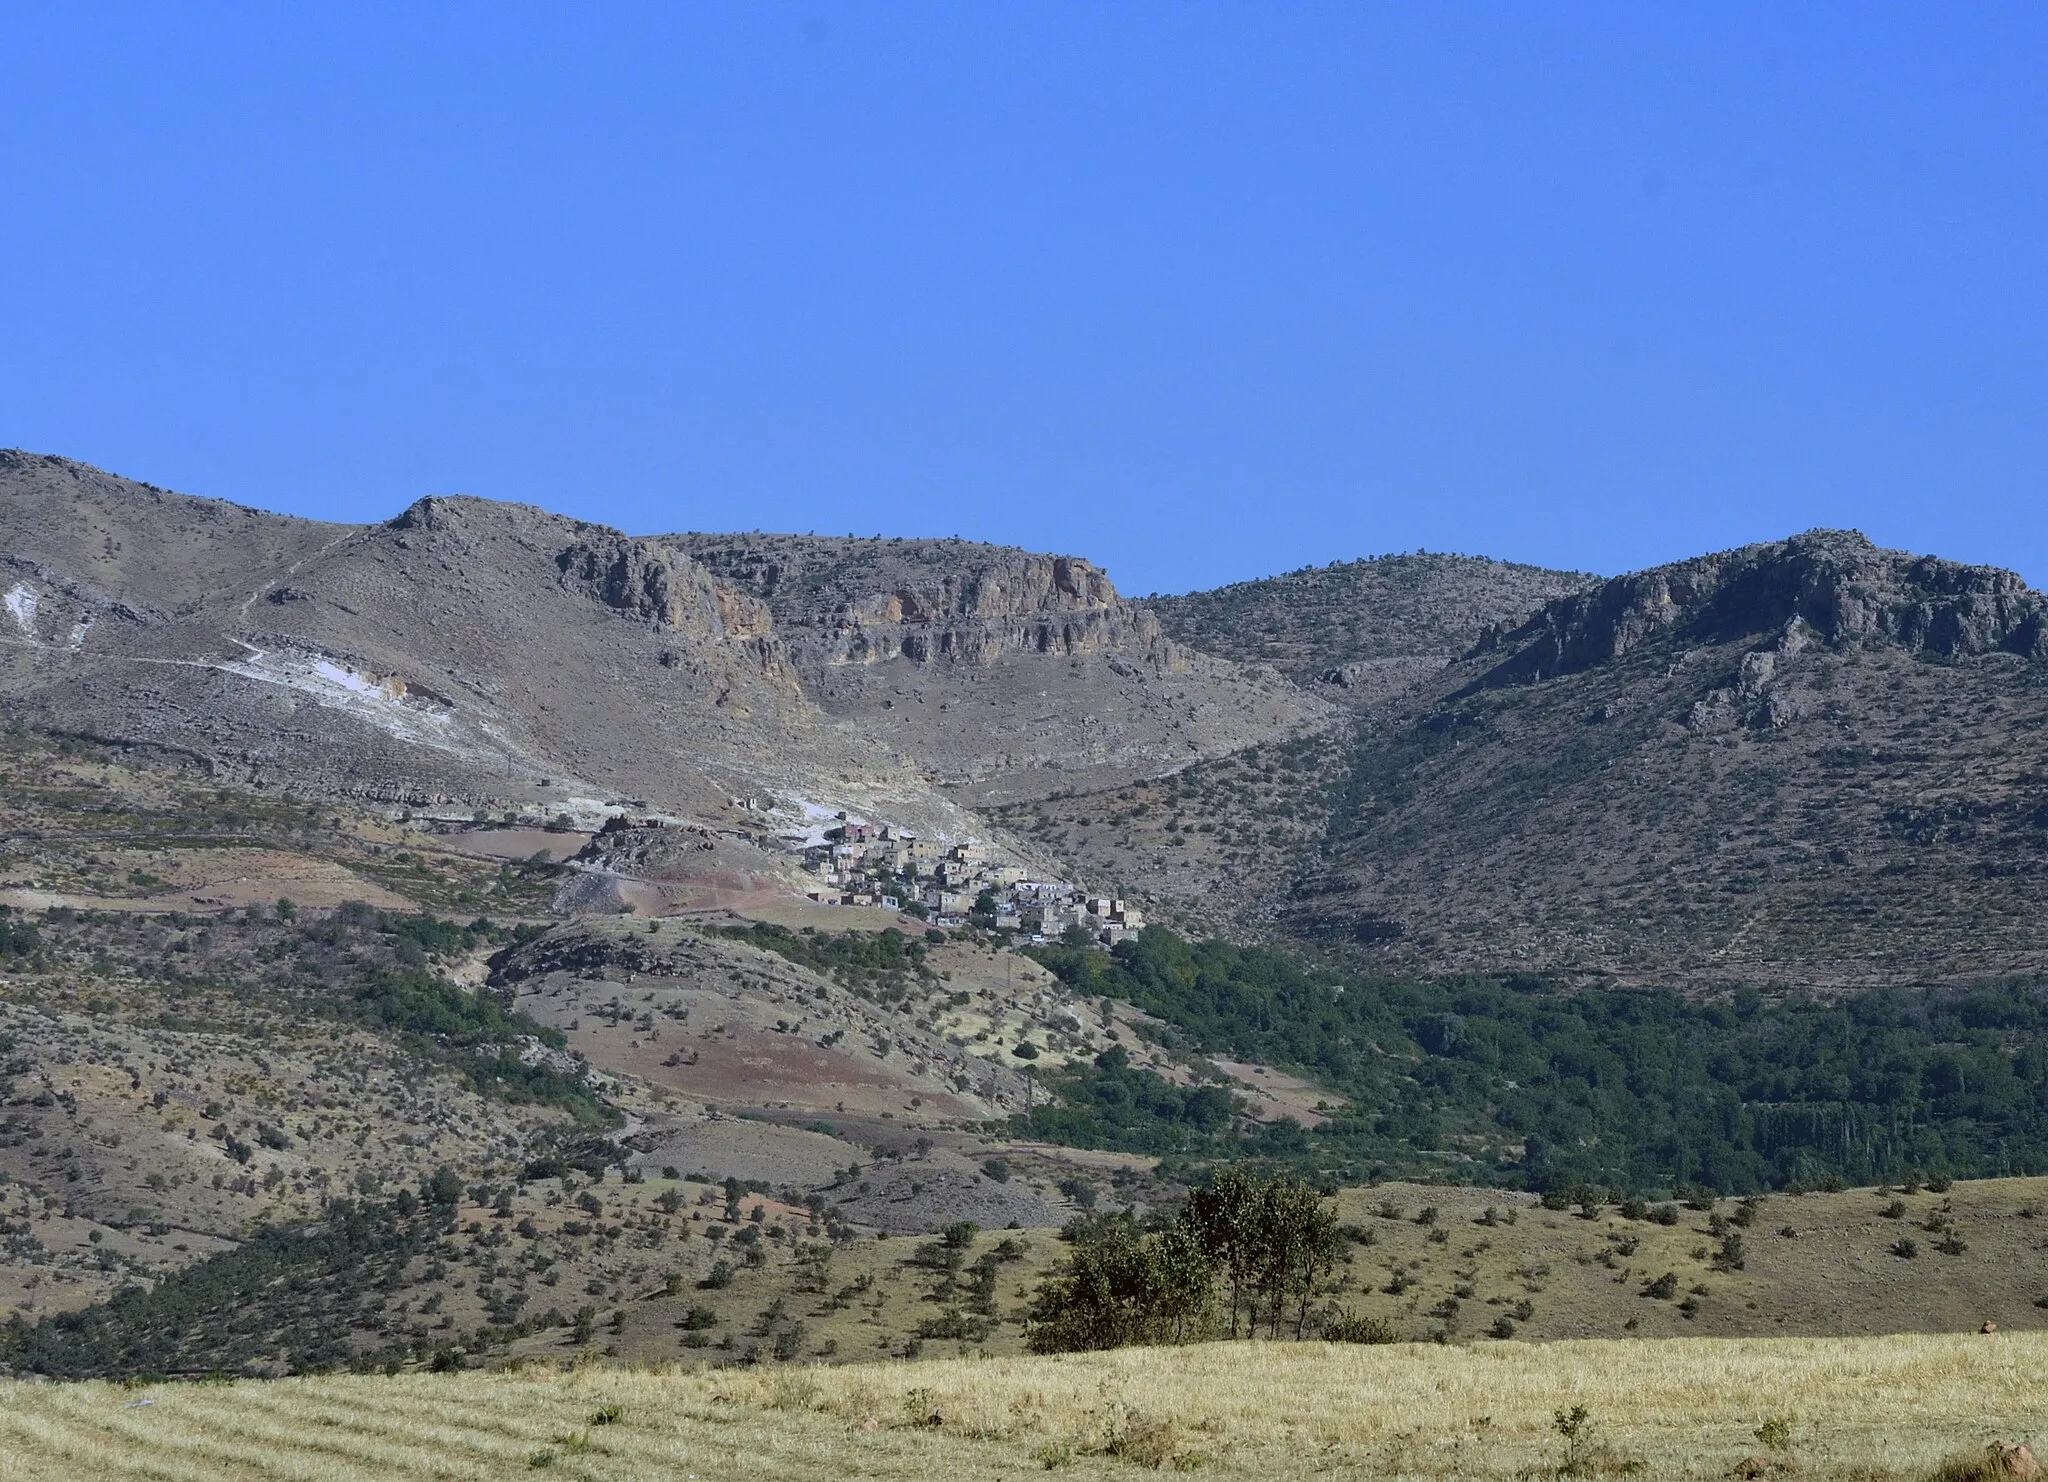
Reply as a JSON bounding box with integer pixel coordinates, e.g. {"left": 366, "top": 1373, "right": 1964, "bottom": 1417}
{"left": 4, "top": 1332, "right": 2046, "bottom": 1481}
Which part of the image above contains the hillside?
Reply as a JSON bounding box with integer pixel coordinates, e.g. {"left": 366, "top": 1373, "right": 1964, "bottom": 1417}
{"left": 24, "top": 723, "right": 2048, "bottom": 1378}
{"left": 1001, "top": 553, "right": 1597, "bottom": 937}
{"left": 0, "top": 453, "right": 860, "bottom": 829}
{"left": 989, "top": 727, "right": 1357, "bottom": 938}
{"left": 12, "top": 451, "right": 2048, "bottom": 1387}
{"left": 1147, "top": 551, "right": 1594, "bottom": 703}
{"left": 673, "top": 531, "right": 1332, "bottom": 804}
{"left": 1280, "top": 530, "right": 2048, "bottom": 988}
{"left": 0, "top": 451, "right": 1322, "bottom": 844}
{"left": 32, "top": 450, "right": 2048, "bottom": 998}
{"left": 0, "top": 728, "right": 1194, "bottom": 1359}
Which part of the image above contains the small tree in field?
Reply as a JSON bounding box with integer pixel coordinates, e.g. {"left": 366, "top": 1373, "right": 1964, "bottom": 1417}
{"left": 1028, "top": 1163, "right": 1341, "bottom": 1352}
{"left": 1025, "top": 1214, "right": 1213, "bottom": 1352}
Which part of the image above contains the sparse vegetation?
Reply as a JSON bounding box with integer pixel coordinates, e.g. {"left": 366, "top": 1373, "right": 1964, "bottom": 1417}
{"left": 0, "top": 1332, "right": 2043, "bottom": 1479}
{"left": 709, "top": 923, "right": 935, "bottom": 1003}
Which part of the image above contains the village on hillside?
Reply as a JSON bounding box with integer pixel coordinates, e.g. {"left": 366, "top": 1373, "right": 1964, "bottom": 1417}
{"left": 797, "top": 816, "right": 1142, "bottom": 943}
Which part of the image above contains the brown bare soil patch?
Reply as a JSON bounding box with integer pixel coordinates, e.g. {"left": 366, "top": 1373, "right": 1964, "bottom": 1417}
{"left": 433, "top": 827, "right": 590, "bottom": 862}
{"left": 1211, "top": 1057, "right": 1335, "bottom": 1126}
{"left": 0, "top": 847, "right": 413, "bottom": 913}
{"left": 570, "top": 1015, "right": 987, "bottom": 1122}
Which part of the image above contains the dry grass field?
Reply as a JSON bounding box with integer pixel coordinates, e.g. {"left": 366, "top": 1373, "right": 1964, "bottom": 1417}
{"left": 4, "top": 1333, "right": 2045, "bottom": 1481}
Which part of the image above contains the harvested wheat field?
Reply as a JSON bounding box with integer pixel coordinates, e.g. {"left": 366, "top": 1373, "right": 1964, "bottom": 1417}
{"left": 4, "top": 1334, "right": 2046, "bottom": 1481}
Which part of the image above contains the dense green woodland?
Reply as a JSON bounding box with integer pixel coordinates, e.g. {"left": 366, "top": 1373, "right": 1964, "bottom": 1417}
{"left": 1024, "top": 927, "right": 2048, "bottom": 1194}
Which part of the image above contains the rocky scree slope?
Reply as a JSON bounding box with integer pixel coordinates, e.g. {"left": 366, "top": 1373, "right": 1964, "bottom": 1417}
{"left": 1287, "top": 530, "right": 2048, "bottom": 989}
{"left": 674, "top": 532, "right": 1334, "bottom": 804}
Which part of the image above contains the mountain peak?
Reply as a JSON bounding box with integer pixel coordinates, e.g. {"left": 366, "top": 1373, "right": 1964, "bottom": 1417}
{"left": 1470, "top": 531, "right": 2047, "bottom": 686}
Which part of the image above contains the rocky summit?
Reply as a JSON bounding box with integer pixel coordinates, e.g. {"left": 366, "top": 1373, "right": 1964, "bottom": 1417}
{"left": 1278, "top": 531, "right": 2048, "bottom": 987}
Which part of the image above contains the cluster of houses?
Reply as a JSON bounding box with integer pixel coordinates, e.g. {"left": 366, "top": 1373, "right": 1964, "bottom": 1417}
{"left": 799, "top": 819, "right": 1144, "bottom": 944}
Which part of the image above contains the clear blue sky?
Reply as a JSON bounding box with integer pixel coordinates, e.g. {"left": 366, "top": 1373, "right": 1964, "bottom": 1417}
{"left": 2, "top": 4, "right": 2044, "bottom": 595}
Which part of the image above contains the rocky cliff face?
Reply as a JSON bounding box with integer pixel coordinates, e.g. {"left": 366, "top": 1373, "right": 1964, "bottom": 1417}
{"left": 0, "top": 454, "right": 1327, "bottom": 835}
{"left": 0, "top": 462, "right": 926, "bottom": 828}
{"left": 1471, "top": 530, "right": 2048, "bottom": 688}
{"left": 548, "top": 523, "right": 776, "bottom": 645}
{"left": 672, "top": 532, "right": 1333, "bottom": 803}
{"left": 829, "top": 551, "right": 1118, "bottom": 623}
{"left": 676, "top": 535, "right": 1182, "bottom": 673}
{"left": 811, "top": 560, "right": 1178, "bottom": 672}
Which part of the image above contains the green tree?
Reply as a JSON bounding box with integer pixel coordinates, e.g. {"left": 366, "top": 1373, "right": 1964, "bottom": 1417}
{"left": 1026, "top": 1215, "right": 1213, "bottom": 1352}
{"left": 1256, "top": 1175, "right": 1341, "bottom": 1339}
{"left": 1180, "top": 1165, "right": 1264, "bottom": 1338}
{"left": 1027, "top": 1163, "right": 1338, "bottom": 1352}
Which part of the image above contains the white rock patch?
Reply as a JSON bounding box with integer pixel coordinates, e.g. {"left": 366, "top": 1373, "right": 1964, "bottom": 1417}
{"left": 3, "top": 583, "right": 37, "bottom": 637}
{"left": 217, "top": 644, "right": 496, "bottom": 761}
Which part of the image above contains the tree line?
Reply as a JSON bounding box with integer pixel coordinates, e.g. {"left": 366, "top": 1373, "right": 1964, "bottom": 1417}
{"left": 1025, "top": 925, "right": 2048, "bottom": 1194}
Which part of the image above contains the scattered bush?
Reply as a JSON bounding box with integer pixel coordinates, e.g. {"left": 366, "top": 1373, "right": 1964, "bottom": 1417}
{"left": 1552, "top": 1405, "right": 1645, "bottom": 1479}
{"left": 1322, "top": 1309, "right": 1399, "bottom": 1344}
{"left": 1755, "top": 1415, "right": 1795, "bottom": 1452}
{"left": 1926, "top": 1443, "right": 2042, "bottom": 1482}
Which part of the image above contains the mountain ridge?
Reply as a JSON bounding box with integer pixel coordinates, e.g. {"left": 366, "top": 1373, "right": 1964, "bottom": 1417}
{"left": 1467, "top": 528, "right": 2048, "bottom": 690}
{"left": 1284, "top": 530, "right": 2048, "bottom": 986}
{"left": 0, "top": 453, "right": 1332, "bottom": 900}
{"left": 7, "top": 450, "right": 2048, "bottom": 1376}
{"left": 7, "top": 449, "right": 2046, "bottom": 997}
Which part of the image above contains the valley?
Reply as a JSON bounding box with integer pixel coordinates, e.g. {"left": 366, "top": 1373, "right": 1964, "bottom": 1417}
{"left": 3, "top": 453, "right": 2048, "bottom": 1390}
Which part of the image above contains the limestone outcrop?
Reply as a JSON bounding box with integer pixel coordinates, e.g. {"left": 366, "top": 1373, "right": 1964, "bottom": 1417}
{"left": 1471, "top": 529, "right": 2048, "bottom": 687}
{"left": 672, "top": 532, "right": 1333, "bottom": 802}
